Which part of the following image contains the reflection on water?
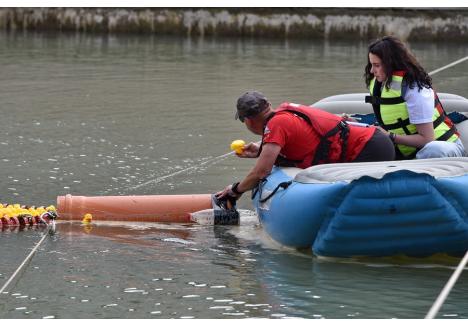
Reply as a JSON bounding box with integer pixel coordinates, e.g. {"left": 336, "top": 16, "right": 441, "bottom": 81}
{"left": 1, "top": 32, "right": 468, "bottom": 318}
{"left": 1, "top": 220, "right": 467, "bottom": 319}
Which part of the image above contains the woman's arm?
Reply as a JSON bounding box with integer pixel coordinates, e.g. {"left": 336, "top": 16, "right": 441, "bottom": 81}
{"left": 392, "top": 122, "right": 435, "bottom": 148}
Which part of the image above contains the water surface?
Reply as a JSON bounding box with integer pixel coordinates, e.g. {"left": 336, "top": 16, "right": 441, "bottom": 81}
{"left": 1, "top": 32, "right": 468, "bottom": 318}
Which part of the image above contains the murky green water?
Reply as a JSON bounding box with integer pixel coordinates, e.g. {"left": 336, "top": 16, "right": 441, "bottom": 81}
{"left": 1, "top": 31, "right": 468, "bottom": 319}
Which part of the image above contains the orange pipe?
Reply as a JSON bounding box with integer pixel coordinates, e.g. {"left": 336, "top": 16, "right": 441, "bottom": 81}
{"left": 57, "top": 194, "right": 213, "bottom": 223}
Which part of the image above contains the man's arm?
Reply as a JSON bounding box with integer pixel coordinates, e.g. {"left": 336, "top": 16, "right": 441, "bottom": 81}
{"left": 216, "top": 143, "right": 281, "bottom": 199}
{"left": 236, "top": 143, "right": 281, "bottom": 193}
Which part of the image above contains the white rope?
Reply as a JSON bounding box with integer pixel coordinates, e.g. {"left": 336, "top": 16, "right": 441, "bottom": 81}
{"left": 126, "top": 151, "right": 235, "bottom": 191}
{"left": 121, "top": 55, "right": 467, "bottom": 194}
{"left": 425, "top": 250, "right": 468, "bottom": 319}
{"left": 428, "top": 55, "right": 468, "bottom": 76}
{"left": 423, "top": 54, "right": 468, "bottom": 318}
{"left": 0, "top": 219, "right": 55, "bottom": 294}
{"left": 127, "top": 56, "right": 468, "bottom": 193}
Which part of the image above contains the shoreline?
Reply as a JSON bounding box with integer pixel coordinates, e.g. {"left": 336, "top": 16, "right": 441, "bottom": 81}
{"left": 1, "top": 8, "right": 468, "bottom": 41}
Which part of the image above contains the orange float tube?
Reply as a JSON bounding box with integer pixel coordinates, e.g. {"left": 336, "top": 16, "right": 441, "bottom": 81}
{"left": 57, "top": 194, "right": 213, "bottom": 223}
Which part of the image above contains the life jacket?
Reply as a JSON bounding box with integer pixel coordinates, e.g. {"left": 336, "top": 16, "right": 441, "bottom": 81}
{"left": 259, "top": 103, "right": 374, "bottom": 167}
{"left": 366, "top": 71, "right": 459, "bottom": 159}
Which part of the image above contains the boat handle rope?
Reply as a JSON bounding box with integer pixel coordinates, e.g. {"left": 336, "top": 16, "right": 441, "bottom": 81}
{"left": 0, "top": 213, "right": 56, "bottom": 295}
{"left": 425, "top": 250, "right": 468, "bottom": 319}
{"left": 259, "top": 181, "right": 293, "bottom": 203}
{"left": 251, "top": 177, "right": 267, "bottom": 200}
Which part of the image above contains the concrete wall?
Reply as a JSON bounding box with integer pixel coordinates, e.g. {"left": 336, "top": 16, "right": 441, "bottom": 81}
{"left": 1, "top": 8, "right": 467, "bottom": 41}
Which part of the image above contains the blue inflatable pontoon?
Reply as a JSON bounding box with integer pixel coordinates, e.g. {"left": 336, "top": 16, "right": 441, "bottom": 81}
{"left": 252, "top": 93, "right": 468, "bottom": 258}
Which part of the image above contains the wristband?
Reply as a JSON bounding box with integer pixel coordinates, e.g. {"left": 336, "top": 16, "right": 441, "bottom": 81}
{"left": 231, "top": 182, "right": 243, "bottom": 195}
{"left": 389, "top": 132, "right": 397, "bottom": 143}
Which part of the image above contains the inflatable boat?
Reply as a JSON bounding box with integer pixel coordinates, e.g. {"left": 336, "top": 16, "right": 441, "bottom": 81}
{"left": 252, "top": 93, "right": 468, "bottom": 258}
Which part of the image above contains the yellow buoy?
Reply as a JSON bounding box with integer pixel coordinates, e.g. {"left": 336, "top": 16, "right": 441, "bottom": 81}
{"left": 82, "top": 213, "right": 93, "bottom": 224}
{"left": 230, "top": 139, "right": 245, "bottom": 154}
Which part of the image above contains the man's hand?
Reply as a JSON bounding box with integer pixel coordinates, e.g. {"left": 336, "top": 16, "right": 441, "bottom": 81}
{"left": 215, "top": 184, "right": 243, "bottom": 201}
{"left": 341, "top": 113, "right": 358, "bottom": 122}
{"left": 236, "top": 142, "right": 260, "bottom": 158}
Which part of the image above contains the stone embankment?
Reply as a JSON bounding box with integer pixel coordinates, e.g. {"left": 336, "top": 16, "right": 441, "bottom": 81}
{"left": 1, "top": 8, "right": 467, "bottom": 41}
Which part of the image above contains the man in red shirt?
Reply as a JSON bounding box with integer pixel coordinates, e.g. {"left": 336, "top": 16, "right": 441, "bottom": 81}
{"left": 216, "top": 91, "right": 395, "bottom": 200}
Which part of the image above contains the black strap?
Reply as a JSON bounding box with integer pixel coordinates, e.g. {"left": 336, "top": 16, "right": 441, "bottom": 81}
{"left": 365, "top": 95, "right": 405, "bottom": 105}
{"left": 311, "top": 121, "right": 349, "bottom": 165}
{"left": 380, "top": 117, "right": 411, "bottom": 131}
{"left": 436, "top": 125, "right": 457, "bottom": 141}
{"left": 400, "top": 118, "right": 412, "bottom": 135}
{"left": 432, "top": 93, "right": 458, "bottom": 141}
{"left": 371, "top": 81, "right": 385, "bottom": 127}
{"left": 259, "top": 181, "right": 292, "bottom": 203}
{"left": 432, "top": 114, "right": 445, "bottom": 129}
{"left": 274, "top": 155, "right": 301, "bottom": 167}
{"left": 259, "top": 108, "right": 350, "bottom": 167}
{"left": 283, "top": 110, "right": 313, "bottom": 126}
{"left": 339, "top": 121, "right": 350, "bottom": 162}
{"left": 251, "top": 178, "right": 267, "bottom": 200}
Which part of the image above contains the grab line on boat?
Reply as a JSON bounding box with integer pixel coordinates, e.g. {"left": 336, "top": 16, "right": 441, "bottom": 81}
{"left": 429, "top": 55, "right": 468, "bottom": 76}
{"left": 0, "top": 217, "right": 56, "bottom": 295}
{"left": 425, "top": 250, "right": 468, "bottom": 319}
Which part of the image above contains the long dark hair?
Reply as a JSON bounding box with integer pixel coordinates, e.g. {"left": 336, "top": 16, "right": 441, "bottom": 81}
{"left": 364, "top": 36, "right": 432, "bottom": 91}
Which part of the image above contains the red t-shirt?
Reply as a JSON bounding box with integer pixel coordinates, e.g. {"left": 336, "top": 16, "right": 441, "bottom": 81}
{"left": 263, "top": 111, "right": 321, "bottom": 169}
{"left": 263, "top": 109, "right": 374, "bottom": 168}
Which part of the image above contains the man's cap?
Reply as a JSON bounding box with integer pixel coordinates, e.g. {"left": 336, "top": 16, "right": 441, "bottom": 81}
{"left": 235, "top": 91, "right": 268, "bottom": 120}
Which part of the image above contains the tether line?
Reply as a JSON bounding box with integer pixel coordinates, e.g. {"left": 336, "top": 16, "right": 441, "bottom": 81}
{"left": 425, "top": 250, "right": 468, "bottom": 319}
{"left": 423, "top": 54, "right": 468, "bottom": 318}
{"left": 428, "top": 55, "right": 468, "bottom": 76}
{"left": 127, "top": 151, "right": 235, "bottom": 191}
{"left": 0, "top": 220, "right": 55, "bottom": 295}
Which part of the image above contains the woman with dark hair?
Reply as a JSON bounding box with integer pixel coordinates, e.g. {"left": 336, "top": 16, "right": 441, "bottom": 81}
{"left": 364, "top": 35, "right": 466, "bottom": 159}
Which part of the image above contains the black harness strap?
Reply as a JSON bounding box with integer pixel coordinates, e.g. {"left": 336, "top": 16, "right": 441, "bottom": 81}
{"left": 258, "top": 108, "right": 350, "bottom": 167}
{"left": 385, "top": 118, "right": 410, "bottom": 131}
{"left": 311, "top": 120, "right": 349, "bottom": 165}
{"left": 280, "top": 109, "right": 350, "bottom": 165}
{"left": 370, "top": 81, "right": 385, "bottom": 127}
{"left": 432, "top": 114, "right": 445, "bottom": 129}
{"left": 400, "top": 118, "right": 412, "bottom": 135}
{"left": 339, "top": 121, "right": 350, "bottom": 162}
{"left": 436, "top": 125, "right": 457, "bottom": 141}
{"left": 365, "top": 95, "right": 405, "bottom": 105}
{"left": 274, "top": 155, "right": 301, "bottom": 167}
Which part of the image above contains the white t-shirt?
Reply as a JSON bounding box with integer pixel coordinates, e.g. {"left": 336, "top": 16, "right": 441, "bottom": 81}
{"left": 403, "top": 85, "right": 434, "bottom": 124}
